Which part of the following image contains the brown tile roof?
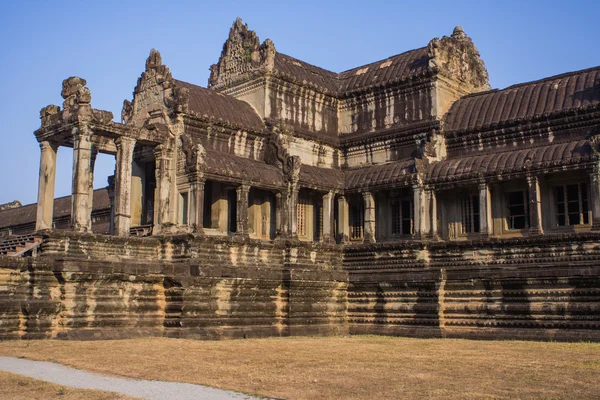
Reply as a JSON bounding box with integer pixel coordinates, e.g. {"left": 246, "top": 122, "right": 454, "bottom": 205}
{"left": 274, "top": 53, "right": 338, "bottom": 93}
{"left": 174, "top": 80, "right": 265, "bottom": 131}
{"left": 272, "top": 48, "right": 430, "bottom": 96}
{"left": 0, "top": 188, "right": 110, "bottom": 230}
{"left": 299, "top": 165, "right": 345, "bottom": 191}
{"left": 444, "top": 66, "right": 600, "bottom": 132}
{"left": 204, "top": 150, "right": 284, "bottom": 188}
{"left": 345, "top": 160, "right": 416, "bottom": 191}
{"left": 337, "top": 47, "right": 430, "bottom": 95}
{"left": 429, "top": 140, "right": 592, "bottom": 181}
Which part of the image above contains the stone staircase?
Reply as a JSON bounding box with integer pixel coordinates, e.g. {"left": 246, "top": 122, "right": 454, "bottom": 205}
{"left": 0, "top": 234, "right": 42, "bottom": 257}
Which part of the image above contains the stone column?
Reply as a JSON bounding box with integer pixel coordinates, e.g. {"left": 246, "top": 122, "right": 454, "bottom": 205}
{"left": 428, "top": 188, "right": 438, "bottom": 239}
{"left": 478, "top": 181, "right": 493, "bottom": 236}
{"left": 70, "top": 126, "right": 93, "bottom": 232}
{"left": 590, "top": 166, "right": 600, "bottom": 230}
{"left": 114, "top": 137, "right": 136, "bottom": 236}
{"left": 322, "top": 191, "right": 335, "bottom": 243}
{"left": 527, "top": 175, "right": 543, "bottom": 234}
{"left": 189, "top": 176, "right": 205, "bottom": 233}
{"left": 86, "top": 147, "right": 98, "bottom": 231}
{"left": 35, "top": 141, "right": 59, "bottom": 231}
{"left": 362, "top": 191, "right": 376, "bottom": 243}
{"left": 289, "top": 184, "right": 299, "bottom": 238}
{"left": 413, "top": 184, "right": 427, "bottom": 238}
{"left": 337, "top": 195, "right": 350, "bottom": 243}
{"left": 153, "top": 144, "right": 174, "bottom": 233}
{"left": 275, "top": 191, "right": 286, "bottom": 237}
{"left": 107, "top": 175, "right": 115, "bottom": 235}
{"left": 236, "top": 184, "right": 250, "bottom": 236}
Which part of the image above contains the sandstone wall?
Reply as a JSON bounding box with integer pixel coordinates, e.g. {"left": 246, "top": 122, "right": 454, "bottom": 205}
{"left": 346, "top": 234, "right": 600, "bottom": 341}
{"left": 0, "top": 232, "right": 347, "bottom": 340}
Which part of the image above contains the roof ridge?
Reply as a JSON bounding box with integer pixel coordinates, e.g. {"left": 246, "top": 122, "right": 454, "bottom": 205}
{"left": 0, "top": 188, "right": 109, "bottom": 213}
{"left": 275, "top": 53, "right": 338, "bottom": 77}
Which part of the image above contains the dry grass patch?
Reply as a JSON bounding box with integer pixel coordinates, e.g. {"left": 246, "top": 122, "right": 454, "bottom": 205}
{"left": 0, "top": 336, "right": 599, "bottom": 399}
{"left": 0, "top": 370, "right": 134, "bottom": 400}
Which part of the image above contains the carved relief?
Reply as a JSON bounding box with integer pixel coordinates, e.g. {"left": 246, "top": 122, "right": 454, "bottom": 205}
{"left": 181, "top": 132, "right": 206, "bottom": 173}
{"left": 427, "top": 26, "right": 490, "bottom": 91}
{"left": 208, "top": 18, "right": 277, "bottom": 89}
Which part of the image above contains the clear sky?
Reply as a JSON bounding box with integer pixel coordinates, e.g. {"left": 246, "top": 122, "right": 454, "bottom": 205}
{"left": 1, "top": 0, "right": 599, "bottom": 206}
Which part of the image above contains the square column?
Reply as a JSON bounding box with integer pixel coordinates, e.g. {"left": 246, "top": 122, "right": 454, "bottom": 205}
{"left": 86, "top": 147, "right": 98, "bottom": 231}
{"left": 289, "top": 184, "right": 299, "bottom": 238}
{"left": 189, "top": 176, "right": 206, "bottom": 233}
{"left": 236, "top": 184, "right": 250, "bottom": 236}
{"left": 362, "top": 191, "right": 376, "bottom": 243}
{"left": 428, "top": 188, "right": 438, "bottom": 239}
{"left": 527, "top": 175, "right": 543, "bottom": 234}
{"left": 478, "top": 182, "right": 493, "bottom": 236}
{"left": 275, "top": 191, "right": 287, "bottom": 238}
{"left": 71, "top": 127, "right": 93, "bottom": 232}
{"left": 337, "top": 195, "right": 350, "bottom": 243}
{"left": 107, "top": 175, "right": 115, "bottom": 235}
{"left": 413, "top": 184, "right": 427, "bottom": 238}
{"left": 322, "top": 191, "right": 335, "bottom": 243}
{"left": 114, "top": 137, "right": 136, "bottom": 236}
{"left": 153, "top": 144, "right": 175, "bottom": 233}
{"left": 35, "top": 141, "right": 59, "bottom": 231}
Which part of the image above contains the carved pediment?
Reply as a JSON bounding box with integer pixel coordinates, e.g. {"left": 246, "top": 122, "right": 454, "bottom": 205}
{"left": 126, "top": 49, "right": 189, "bottom": 126}
{"left": 208, "top": 18, "right": 276, "bottom": 90}
{"left": 427, "top": 26, "right": 490, "bottom": 91}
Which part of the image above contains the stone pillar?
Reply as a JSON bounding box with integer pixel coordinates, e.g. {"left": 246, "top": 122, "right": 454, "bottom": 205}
{"left": 413, "top": 184, "right": 426, "bottom": 238}
{"left": 478, "top": 181, "right": 493, "bottom": 236}
{"left": 236, "top": 184, "right": 250, "bottom": 236}
{"left": 362, "top": 191, "right": 376, "bottom": 243}
{"left": 527, "top": 175, "right": 543, "bottom": 234}
{"left": 590, "top": 166, "right": 600, "bottom": 230}
{"left": 289, "top": 184, "right": 299, "bottom": 238}
{"left": 35, "top": 141, "right": 59, "bottom": 231}
{"left": 70, "top": 126, "right": 93, "bottom": 232}
{"left": 86, "top": 147, "right": 98, "bottom": 231}
{"left": 107, "top": 175, "right": 115, "bottom": 235}
{"left": 322, "top": 191, "right": 335, "bottom": 243}
{"left": 337, "top": 195, "right": 350, "bottom": 243}
{"left": 276, "top": 191, "right": 286, "bottom": 237}
{"left": 153, "top": 144, "right": 174, "bottom": 233}
{"left": 189, "top": 176, "right": 205, "bottom": 233}
{"left": 114, "top": 137, "right": 136, "bottom": 236}
{"left": 428, "top": 188, "right": 438, "bottom": 239}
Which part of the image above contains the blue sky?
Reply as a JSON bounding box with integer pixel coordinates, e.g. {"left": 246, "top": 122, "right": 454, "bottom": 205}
{"left": 1, "top": 0, "right": 599, "bottom": 205}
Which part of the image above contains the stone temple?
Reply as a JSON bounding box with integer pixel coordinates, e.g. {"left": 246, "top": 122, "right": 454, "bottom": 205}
{"left": 1, "top": 19, "right": 599, "bottom": 341}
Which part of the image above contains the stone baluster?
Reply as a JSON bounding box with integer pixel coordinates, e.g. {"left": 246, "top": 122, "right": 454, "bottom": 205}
{"left": 478, "top": 181, "right": 493, "bottom": 236}
{"left": 362, "top": 191, "right": 376, "bottom": 243}
{"left": 70, "top": 126, "right": 93, "bottom": 232}
{"left": 322, "top": 191, "right": 335, "bottom": 243}
{"left": 114, "top": 137, "right": 136, "bottom": 236}
{"left": 337, "top": 195, "right": 350, "bottom": 243}
{"left": 527, "top": 175, "right": 543, "bottom": 234}
{"left": 35, "top": 141, "right": 59, "bottom": 231}
{"left": 236, "top": 184, "right": 250, "bottom": 236}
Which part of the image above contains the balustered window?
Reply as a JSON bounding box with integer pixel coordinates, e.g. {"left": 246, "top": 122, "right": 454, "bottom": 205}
{"left": 390, "top": 197, "right": 413, "bottom": 236}
{"left": 555, "top": 183, "right": 589, "bottom": 226}
{"left": 460, "top": 194, "right": 480, "bottom": 234}
{"left": 350, "top": 201, "right": 364, "bottom": 240}
{"left": 507, "top": 190, "right": 529, "bottom": 230}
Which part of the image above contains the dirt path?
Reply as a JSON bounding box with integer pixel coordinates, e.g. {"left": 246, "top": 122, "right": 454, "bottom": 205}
{"left": 0, "top": 356, "right": 261, "bottom": 400}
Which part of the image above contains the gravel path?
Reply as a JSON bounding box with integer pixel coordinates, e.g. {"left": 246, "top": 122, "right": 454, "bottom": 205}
{"left": 0, "top": 356, "right": 261, "bottom": 400}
